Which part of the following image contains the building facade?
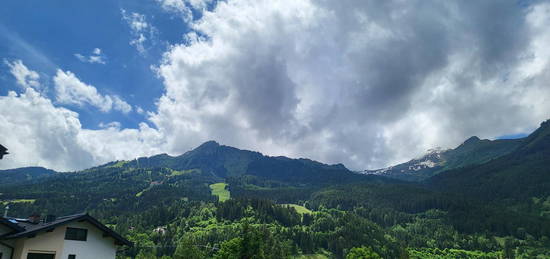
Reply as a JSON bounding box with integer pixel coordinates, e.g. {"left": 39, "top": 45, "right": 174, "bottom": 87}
{"left": 0, "top": 213, "right": 131, "bottom": 259}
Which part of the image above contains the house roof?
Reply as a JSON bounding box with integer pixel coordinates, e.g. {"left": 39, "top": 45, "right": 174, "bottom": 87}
{"left": 0, "top": 217, "right": 25, "bottom": 232}
{"left": 0, "top": 213, "right": 132, "bottom": 247}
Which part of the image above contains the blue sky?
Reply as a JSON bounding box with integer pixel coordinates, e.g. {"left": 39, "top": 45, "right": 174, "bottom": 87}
{"left": 0, "top": 0, "right": 195, "bottom": 129}
{"left": 1, "top": 0, "right": 549, "bottom": 171}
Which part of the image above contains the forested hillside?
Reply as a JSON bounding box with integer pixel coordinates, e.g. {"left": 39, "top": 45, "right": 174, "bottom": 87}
{"left": 0, "top": 166, "right": 56, "bottom": 185}
{"left": 429, "top": 120, "right": 550, "bottom": 200}
{"left": 1, "top": 122, "right": 550, "bottom": 258}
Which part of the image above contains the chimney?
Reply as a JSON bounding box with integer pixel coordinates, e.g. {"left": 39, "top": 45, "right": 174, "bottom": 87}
{"left": 28, "top": 213, "right": 41, "bottom": 224}
{"left": 3, "top": 205, "right": 8, "bottom": 218}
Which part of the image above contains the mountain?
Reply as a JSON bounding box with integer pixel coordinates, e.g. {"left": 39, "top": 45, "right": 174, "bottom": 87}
{"left": 429, "top": 120, "right": 550, "bottom": 200}
{"left": 0, "top": 140, "right": 392, "bottom": 217}
{"left": 359, "top": 147, "right": 447, "bottom": 181}
{"left": 0, "top": 166, "right": 57, "bottom": 185}
{"left": 0, "top": 140, "right": 387, "bottom": 217}
{"left": 1, "top": 123, "right": 550, "bottom": 258}
{"left": 100, "top": 140, "right": 362, "bottom": 184}
{"left": 360, "top": 135, "right": 523, "bottom": 181}
{"left": 141, "top": 140, "right": 264, "bottom": 179}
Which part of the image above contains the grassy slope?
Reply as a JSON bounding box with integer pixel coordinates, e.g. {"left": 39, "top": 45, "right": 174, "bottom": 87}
{"left": 210, "top": 183, "right": 230, "bottom": 202}
{"left": 282, "top": 204, "right": 313, "bottom": 214}
{"left": 292, "top": 254, "right": 329, "bottom": 259}
{"left": 0, "top": 199, "right": 36, "bottom": 205}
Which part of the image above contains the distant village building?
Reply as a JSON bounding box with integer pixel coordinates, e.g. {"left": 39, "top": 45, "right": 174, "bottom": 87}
{"left": 152, "top": 226, "right": 167, "bottom": 235}
{"left": 0, "top": 213, "right": 131, "bottom": 259}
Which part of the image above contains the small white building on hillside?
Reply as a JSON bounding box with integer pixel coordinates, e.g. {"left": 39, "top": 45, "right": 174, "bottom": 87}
{"left": 0, "top": 213, "right": 132, "bottom": 259}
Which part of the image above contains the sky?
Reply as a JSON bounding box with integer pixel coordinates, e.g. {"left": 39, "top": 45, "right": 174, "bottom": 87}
{"left": 1, "top": 0, "right": 550, "bottom": 172}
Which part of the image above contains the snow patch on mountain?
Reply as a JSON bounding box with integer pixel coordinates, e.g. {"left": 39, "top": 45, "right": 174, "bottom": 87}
{"left": 359, "top": 147, "right": 448, "bottom": 176}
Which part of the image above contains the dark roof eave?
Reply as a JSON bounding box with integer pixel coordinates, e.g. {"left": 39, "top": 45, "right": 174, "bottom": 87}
{"left": 0, "top": 213, "right": 132, "bottom": 247}
{"left": 0, "top": 217, "right": 25, "bottom": 232}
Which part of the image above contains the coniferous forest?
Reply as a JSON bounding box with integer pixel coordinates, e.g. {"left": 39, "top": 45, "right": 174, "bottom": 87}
{"left": 2, "top": 121, "right": 550, "bottom": 258}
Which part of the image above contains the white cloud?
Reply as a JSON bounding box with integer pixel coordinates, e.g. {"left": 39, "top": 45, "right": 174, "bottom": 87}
{"left": 74, "top": 48, "right": 106, "bottom": 64}
{"left": 98, "top": 121, "right": 121, "bottom": 129}
{"left": 5, "top": 59, "right": 40, "bottom": 89}
{"left": 3, "top": 0, "right": 550, "bottom": 172}
{"left": 53, "top": 69, "right": 132, "bottom": 113}
{"left": 0, "top": 89, "right": 91, "bottom": 171}
{"left": 157, "top": 0, "right": 186, "bottom": 13}
{"left": 187, "top": 0, "right": 212, "bottom": 10}
{"left": 135, "top": 106, "right": 145, "bottom": 115}
{"left": 112, "top": 95, "right": 133, "bottom": 114}
{"left": 0, "top": 88, "right": 164, "bottom": 171}
{"left": 151, "top": 0, "right": 550, "bottom": 169}
{"left": 156, "top": 0, "right": 213, "bottom": 21}
{"left": 121, "top": 9, "right": 156, "bottom": 54}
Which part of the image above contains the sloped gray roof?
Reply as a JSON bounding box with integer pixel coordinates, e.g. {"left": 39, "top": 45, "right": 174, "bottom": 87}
{"left": 0, "top": 213, "right": 132, "bottom": 246}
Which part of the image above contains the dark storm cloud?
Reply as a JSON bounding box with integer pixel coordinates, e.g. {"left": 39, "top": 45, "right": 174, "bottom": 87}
{"left": 152, "top": 0, "right": 550, "bottom": 170}
{"left": 231, "top": 49, "right": 300, "bottom": 138}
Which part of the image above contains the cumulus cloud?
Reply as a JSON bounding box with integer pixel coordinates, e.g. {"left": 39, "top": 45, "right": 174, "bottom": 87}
{"left": 3, "top": 0, "right": 550, "bottom": 172}
{"left": 5, "top": 59, "right": 40, "bottom": 89}
{"left": 0, "top": 88, "right": 164, "bottom": 171}
{"left": 135, "top": 106, "right": 145, "bottom": 115}
{"left": 157, "top": 0, "right": 187, "bottom": 13}
{"left": 75, "top": 48, "right": 106, "bottom": 64}
{"left": 99, "top": 121, "right": 122, "bottom": 129}
{"left": 152, "top": 0, "right": 550, "bottom": 169}
{"left": 53, "top": 69, "right": 132, "bottom": 113}
{"left": 156, "top": 0, "right": 213, "bottom": 21}
{"left": 121, "top": 9, "right": 156, "bottom": 54}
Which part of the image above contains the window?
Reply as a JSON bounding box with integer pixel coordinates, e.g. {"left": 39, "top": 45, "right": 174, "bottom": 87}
{"left": 64, "top": 227, "right": 87, "bottom": 241}
{"left": 26, "top": 254, "right": 55, "bottom": 259}
{"left": 68, "top": 255, "right": 76, "bottom": 259}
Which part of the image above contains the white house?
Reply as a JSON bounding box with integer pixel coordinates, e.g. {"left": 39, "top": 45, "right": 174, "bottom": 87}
{"left": 0, "top": 213, "right": 132, "bottom": 259}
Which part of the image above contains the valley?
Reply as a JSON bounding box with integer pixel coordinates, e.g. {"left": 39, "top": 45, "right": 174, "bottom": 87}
{"left": 1, "top": 121, "right": 550, "bottom": 258}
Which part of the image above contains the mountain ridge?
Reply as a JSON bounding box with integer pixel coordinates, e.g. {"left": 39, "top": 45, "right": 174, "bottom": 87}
{"left": 0, "top": 166, "right": 57, "bottom": 185}
{"left": 1, "top": 140, "right": 363, "bottom": 187}
{"left": 428, "top": 119, "right": 550, "bottom": 199}
{"left": 360, "top": 133, "right": 525, "bottom": 181}
{"left": 1, "top": 120, "right": 550, "bottom": 258}
{"left": 2, "top": 120, "right": 548, "bottom": 187}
